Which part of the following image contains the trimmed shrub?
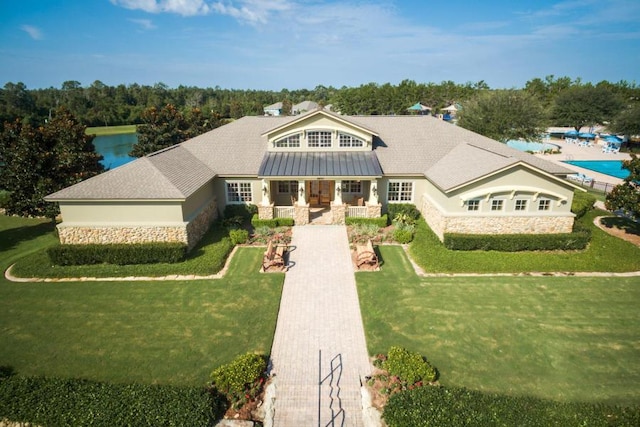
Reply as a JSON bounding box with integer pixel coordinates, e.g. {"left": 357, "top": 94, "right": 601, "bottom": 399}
{"left": 251, "top": 214, "right": 295, "bottom": 228}
{"left": 387, "top": 204, "right": 420, "bottom": 225}
{"left": 393, "top": 228, "right": 414, "bottom": 244}
{"left": 229, "top": 229, "right": 249, "bottom": 245}
{"left": 224, "top": 204, "right": 257, "bottom": 221}
{"left": 571, "top": 190, "right": 596, "bottom": 219}
{"left": 382, "top": 346, "right": 436, "bottom": 386}
{"left": 47, "top": 242, "right": 187, "bottom": 266}
{"left": 443, "top": 230, "right": 591, "bottom": 252}
{"left": 346, "top": 214, "right": 388, "bottom": 228}
{"left": 383, "top": 385, "right": 640, "bottom": 427}
{"left": 0, "top": 375, "right": 224, "bottom": 426}
{"left": 210, "top": 353, "right": 267, "bottom": 409}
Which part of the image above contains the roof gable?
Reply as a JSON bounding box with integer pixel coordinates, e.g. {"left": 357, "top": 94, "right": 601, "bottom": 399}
{"left": 261, "top": 109, "right": 378, "bottom": 141}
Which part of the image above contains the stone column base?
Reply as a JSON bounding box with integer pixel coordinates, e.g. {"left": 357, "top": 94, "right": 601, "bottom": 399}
{"left": 331, "top": 203, "right": 346, "bottom": 225}
{"left": 294, "top": 204, "right": 310, "bottom": 225}
{"left": 365, "top": 203, "right": 382, "bottom": 218}
{"left": 258, "top": 204, "right": 274, "bottom": 220}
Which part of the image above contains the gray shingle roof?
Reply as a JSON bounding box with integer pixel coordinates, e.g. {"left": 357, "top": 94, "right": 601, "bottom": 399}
{"left": 46, "top": 112, "right": 575, "bottom": 201}
{"left": 258, "top": 151, "right": 382, "bottom": 177}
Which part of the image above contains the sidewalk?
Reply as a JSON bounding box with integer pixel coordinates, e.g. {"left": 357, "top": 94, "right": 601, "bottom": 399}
{"left": 269, "top": 225, "right": 372, "bottom": 426}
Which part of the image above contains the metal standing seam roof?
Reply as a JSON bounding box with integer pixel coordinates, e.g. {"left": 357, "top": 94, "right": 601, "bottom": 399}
{"left": 258, "top": 151, "right": 383, "bottom": 178}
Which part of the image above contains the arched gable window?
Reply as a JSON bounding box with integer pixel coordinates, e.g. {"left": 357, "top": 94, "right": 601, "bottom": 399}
{"left": 274, "top": 133, "right": 301, "bottom": 148}
{"left": 338, "top": 132, "right": 365, "bottom": 147}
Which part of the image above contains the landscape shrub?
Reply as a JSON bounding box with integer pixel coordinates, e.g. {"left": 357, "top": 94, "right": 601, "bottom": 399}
{"left": 382, "top": 346, "right": 436, "bottom": 386}
{"left": 251, "top": 214, "right": 295, "bottom": 228}
{"left": 46, "top": 242, "right": 187, "bottom": 266}
{"left": 571, "top": 190, "right": 596, "bottom": 219}
{"left": 224, "top": 204, "right": 257, "bottom": 221}
{"left": 229, "top": 229, "right": 249, "bottom": 245}
{"left": 0, "top": 375, "right": 224, "bottom": 426}
{"left": 393, "top": 227, "right": 414, "bottom": 244}
{"left": 345, "top": 214, "right": 388, "bottom": 228}
{"left": 387, "top": 204, "right": 421, "bottom": 225}
{"left": 210, "top": 353, "right": 267, "bottom": 409}
{"left": 383, "top": 385, "right": 640, "bottom": 427}
{"left": 443, "top": 230, "right": 590, "bottom": 251}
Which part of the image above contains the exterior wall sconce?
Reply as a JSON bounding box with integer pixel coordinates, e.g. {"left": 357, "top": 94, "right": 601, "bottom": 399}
{"left": 299, "top": 187, "right": 304, "bottom": 197}
{"left": 336, "top": 186, "right": 341, "bottom": 195}
{"left": 262, "top": 185, "right": 269, "bottom": 196}
{"left": 372, "top": 185, "right": 377, "bottom": 196}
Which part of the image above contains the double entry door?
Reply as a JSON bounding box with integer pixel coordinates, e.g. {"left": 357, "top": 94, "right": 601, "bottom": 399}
{"left": 307, "top": 180, "right": 332, "bottom": 206}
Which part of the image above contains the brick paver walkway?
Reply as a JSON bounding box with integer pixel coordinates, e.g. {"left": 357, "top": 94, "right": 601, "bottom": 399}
{"left": 269, "top": 225, "right": 371, "bottom": 426}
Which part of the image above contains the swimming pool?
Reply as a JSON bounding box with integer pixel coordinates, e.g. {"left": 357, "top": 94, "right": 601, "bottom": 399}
{"left": 563, "top": 160, "right": 629, "bottom": 179}
{"left": 506, "top": 140, "right": 560, "bottom": 153}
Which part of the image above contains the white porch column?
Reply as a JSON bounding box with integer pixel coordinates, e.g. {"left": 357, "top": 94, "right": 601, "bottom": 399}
{"left": 334, "top": 179, "right": 343, "bottom": 205}
{"left": 298, "top": 180, "right": 307, "bottom": 205}
{"left": 368, "top": 179, "right": 379, "bottom": 205}
{"left": 261, "top": 179, "right": 271, "bottom": 206}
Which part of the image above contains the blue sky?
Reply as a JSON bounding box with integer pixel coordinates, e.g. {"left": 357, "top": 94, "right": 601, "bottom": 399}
{"left": 1, "top": 0, "right": 639, "bottom": 90}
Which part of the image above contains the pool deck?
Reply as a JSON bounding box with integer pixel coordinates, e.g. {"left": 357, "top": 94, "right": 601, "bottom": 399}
{"left": 534, "top": 138, "right": 632, "bottom": 186}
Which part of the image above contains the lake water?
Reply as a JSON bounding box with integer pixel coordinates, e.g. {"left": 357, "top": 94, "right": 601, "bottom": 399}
{"left": 93, "top": 133, "right": 137, "bottom": 170}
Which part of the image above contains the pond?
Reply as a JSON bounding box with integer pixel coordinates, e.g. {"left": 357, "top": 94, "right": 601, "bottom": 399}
{"left": 92, "top": 133, "right": 137, "bottom": 170}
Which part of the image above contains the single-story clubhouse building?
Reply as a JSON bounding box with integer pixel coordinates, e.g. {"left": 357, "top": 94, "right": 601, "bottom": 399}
{"left": 46, "top": 109, "right": 579, "bottom": 249}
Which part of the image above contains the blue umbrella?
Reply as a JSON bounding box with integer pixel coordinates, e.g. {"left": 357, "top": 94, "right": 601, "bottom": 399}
{"left": 604, "top": 135, "right": 622, "bottom": 143}
{"left": 564, "top": 130, "right": 579, "bottom": 137}
{"left": 578, "top": 132, "right": 596, "bottom": 139}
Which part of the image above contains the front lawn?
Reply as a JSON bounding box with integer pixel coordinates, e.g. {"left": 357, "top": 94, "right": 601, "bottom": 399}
{"left": 0, "top": 215, "right": 284, "bottom": 385}
{"left": 409, "top": 209, "right": 640, "bottom": 273}
{"left": 357, "top": 245, "right": 640, "bottom": 406}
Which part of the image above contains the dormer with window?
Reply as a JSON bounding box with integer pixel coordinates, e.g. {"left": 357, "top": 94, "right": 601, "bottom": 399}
{"left": 263, "top": 110, "right": 376, "bottom": 152}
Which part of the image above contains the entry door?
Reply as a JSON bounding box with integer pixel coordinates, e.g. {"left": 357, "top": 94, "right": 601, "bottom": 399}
{"left": 319, "top": 180, "right": 331, "bottom": 205}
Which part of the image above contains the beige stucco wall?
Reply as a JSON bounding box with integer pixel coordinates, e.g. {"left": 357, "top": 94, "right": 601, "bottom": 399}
{"left": 378, "top": 176, "right": 430, "bottom": 214}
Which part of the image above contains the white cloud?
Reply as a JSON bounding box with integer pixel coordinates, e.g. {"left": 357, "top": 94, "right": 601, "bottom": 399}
{"left": 110, "top": 0, "right": 211, "bottom": 16}
{"left": 129, "top": 18, "right": 157, "bottom": 30}
{"left": 21, "top": 25, "right": 43, "bottom": 40}
{"left": 211, "top": 0, "right": 292, "bottom": 24}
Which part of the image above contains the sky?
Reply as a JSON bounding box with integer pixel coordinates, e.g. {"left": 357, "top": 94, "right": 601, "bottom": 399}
{"left": 1, "top": 0, "right": 639, "bottom": 91}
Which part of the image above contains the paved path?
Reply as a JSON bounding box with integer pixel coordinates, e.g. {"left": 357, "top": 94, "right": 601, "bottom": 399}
{"left": 269, "top": 225, "right": 371, "bottom": 427}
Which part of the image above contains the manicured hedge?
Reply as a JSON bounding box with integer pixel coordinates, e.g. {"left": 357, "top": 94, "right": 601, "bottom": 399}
{"left": 571, "top": 190, "right": 596, "bottom": 219}
{"left": 383, "top": 385, "right": 640, "bottom": 427}
{"left": 224, "top": 204, "right": 257, "bottom": 220}
{"left": 251, "top": 214, "right": 295, "bottom": 228}
{"left": 47, "top": 242, "right": 188, "bottom": 266}
{"left": 443, "top": 229, "right": 591, "bottom": 252}
{"left": 387, "top": 203, "right": 421, "bottom": 223}
{"left": 0, "top": 375, "right": 224, "bottom": 426}
{"left": 345, "top": 214, "right": 388, "bottom": 228}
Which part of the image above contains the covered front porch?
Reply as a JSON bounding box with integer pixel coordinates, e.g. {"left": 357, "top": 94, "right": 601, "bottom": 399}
{"left": 257, "top": 178, "right": 382, "bottom": 225}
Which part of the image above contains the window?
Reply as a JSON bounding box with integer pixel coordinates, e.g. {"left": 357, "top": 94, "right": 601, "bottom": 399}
{"left": 338, "top": 132, "right": 365, "bottom": 147}
{"left": 538, "top": 199, "right": 551, "bottom": 211}
{"left": 277, "top": 181, "right": 298, "bottom": 194}
{"left": 491, "top": 199, "right": 504, "bottom": 211}
{"left": 307, "top": 131, "right": 332, "bottom": 148}
{"left": 341, "top": 180, "right": 362, "bottom": 193}
{"left": 515, "top": 199, "right": 528, "bottom": 211}
{"left": 227, "top": 182, "right": 252, "bottom": 203}
{"left": 466, "top": 199, "right": 480, "bottom": 211}
{"left": 274, "top": 133, "right": 301, "bottom": 148}
{"left": 388, "top": 181, "right": 413, "bottom": 202}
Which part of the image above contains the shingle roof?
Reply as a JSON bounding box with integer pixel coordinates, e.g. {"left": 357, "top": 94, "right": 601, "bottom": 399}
{"left": 46, "top": 112, "right": 575, "bottom": 201}
{"left": 258, "top": 152, "right": 383, "bottom": 177}
{"left": 46, "top": 145, "right": 215, "bottom": 200}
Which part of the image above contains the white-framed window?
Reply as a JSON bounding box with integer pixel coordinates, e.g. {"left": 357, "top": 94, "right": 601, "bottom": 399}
{"left": 538, "top": 198, "right": 551, "bottom": 211}
{"left": 277, "top": 180, "right": 298, "bottom": 194}
{"left": 307, "top": 130, "right": 332, "bottom": 148}
{"left": 491, "top": 199, "right": 504, "bottom": 211}
{"left": 338, "top": 132, "right": 365, "bottom": 147}
{"left": 466, "top": 199, "right": 480, "bottom": 211}
{"left": 515, "top": 199, "right": 528, "bottom": 211}
{"left": 341, "top": 180, "right": 362, "bottom": 193}
{"left": 274, "top": 133, "right": 301, "bottom": 148}
{"left": 388, "top": 181, "right": 413, "bottom": 202}
{"left": 227, "top": 181, "right": 252, "bottom": 203}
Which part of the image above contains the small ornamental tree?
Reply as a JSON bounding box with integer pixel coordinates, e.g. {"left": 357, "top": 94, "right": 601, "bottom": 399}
{"left": 605, "top": 154, "right": 640, "bottom": 218}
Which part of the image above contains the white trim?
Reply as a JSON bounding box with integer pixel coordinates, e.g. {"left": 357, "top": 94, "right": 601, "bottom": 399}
{"left": 387, "top": 180, "right": 415, "bottom": 203}
{"left": 459, "top": 185, "right": 568, "bottom": 207}
{"left": 226, "top": 180, "right": 253, "bottom": 204}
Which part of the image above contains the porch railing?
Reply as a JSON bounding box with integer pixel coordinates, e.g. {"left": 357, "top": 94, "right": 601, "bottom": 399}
{"left": 274, "top": 206, "right": 295, "bottom": 218}
{"left": 346, "top": 206, "right": 367, "bottom": 218}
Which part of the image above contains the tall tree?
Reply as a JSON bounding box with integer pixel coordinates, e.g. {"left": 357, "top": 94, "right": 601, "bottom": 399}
{"left": 457, "top": 90, "right": 547, "bottom": 142}
{"left": 610, "top": 103, "right": 640, "bottom": 141}
{"left": 0, "top": 107, "right": 103, "bottom": 219}
{"left": 605, "top": 154, "right": 640, "bottom": 219}
{"left": 552, "top": 85, "right": 624, "bottom": 131}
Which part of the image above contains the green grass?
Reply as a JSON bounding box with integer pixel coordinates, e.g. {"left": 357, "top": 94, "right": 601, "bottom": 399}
{"left": 0, "top": 216, "right": 284, "bottom": 386}
{"left": 86, "top": 124, "right": 136, "bottom": 136}
{"left": 409, "top": 209, "right": 640, "bottom": 273}
{"left": 358, "top": 245, "right": 640, "bottom": 406}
